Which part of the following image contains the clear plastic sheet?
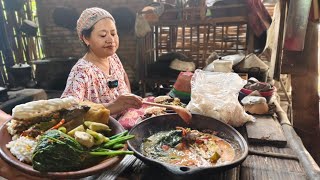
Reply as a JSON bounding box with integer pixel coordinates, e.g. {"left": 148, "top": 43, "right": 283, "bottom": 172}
{"left": 186, "top": 70, "right": 255, "bottom": 127}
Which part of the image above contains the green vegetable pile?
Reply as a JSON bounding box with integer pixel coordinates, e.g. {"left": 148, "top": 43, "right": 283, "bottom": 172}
{"left": 32, "top": 129, "right": 134, "bottom": 172}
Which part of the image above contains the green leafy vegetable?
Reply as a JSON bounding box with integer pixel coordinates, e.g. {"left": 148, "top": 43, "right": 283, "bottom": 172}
{"left": 155, "top": 130, "right": 182, "bottom": 149}
{"left": 142, "top": 130, "right": 183, "bottom": 157}
{"left": 32, "top": 130, "right": 133, "bottom": 172}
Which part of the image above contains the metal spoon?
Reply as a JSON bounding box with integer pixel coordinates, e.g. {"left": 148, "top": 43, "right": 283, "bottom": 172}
{"left": 142, "top": 101, "right": 192, "bottom": 124}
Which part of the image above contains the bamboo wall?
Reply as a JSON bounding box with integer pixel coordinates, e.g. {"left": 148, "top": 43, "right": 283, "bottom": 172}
{"left": 0, "top": 0, "right": 44, "bottom": 86}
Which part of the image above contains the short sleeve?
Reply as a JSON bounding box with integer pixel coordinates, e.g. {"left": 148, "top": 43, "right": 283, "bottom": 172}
{"left": 61, "top": 66, "right": 89, "bottom": 101}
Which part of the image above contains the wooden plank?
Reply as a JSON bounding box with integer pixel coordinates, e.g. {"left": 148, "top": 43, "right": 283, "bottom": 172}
{"left": 241, "top": 154, "right": 306, "bottom": 180}
{"left": 285, "top": 22, "right": 320, "bottom": 165}
{"left": 246, "top": 116, "right": 287, "bottom": 147}
{"left": 273, "top": 0, "right": 286, "bottom": 81}
{"left": 95, "top": 155, "right": 137, "bottom": 180}
{"left": 311, "top": 0, "right": 319, "bottom": 20}
{"left": 284, "top": 0, "right": 312, "bottom": 51}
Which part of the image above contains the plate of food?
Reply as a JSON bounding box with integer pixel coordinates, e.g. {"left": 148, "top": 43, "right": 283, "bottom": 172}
{"left": 0, "top": 97, "right": 134, "bottom": 178}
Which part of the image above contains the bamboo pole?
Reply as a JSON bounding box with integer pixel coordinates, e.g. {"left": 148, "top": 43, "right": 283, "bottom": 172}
{"left": 7, "top": 10, "right": 24, "bottom": 64}
{"left": 274, "top": 100, "right": 320, "bottom": 179}
{"left": 25, "top": 0, "right": 38, "bottom": 61}
{"left": 0, "top": 0, "right": 14, "bottom": 68}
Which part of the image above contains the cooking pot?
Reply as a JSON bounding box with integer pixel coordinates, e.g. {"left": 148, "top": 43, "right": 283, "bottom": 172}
{"left": 32, "top": 57, "right": 78, "bottom": 90}
{"left": 20, "top": 20, "right": 38, "bottom": 37}
{"left": 127, "top": 114, "right": 248, "bottom": 178}
{"left": 9, "top": 63, "right": 32, "bottom": 88}
{"left": 0, "top": 86, "right": 8, "bottom": 102}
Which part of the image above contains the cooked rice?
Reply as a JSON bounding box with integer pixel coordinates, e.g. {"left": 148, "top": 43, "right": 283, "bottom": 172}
{"left": 144, "top": 107, "right": 166, "bottom": 115}
{"left": 6, "top": 120, "right": 17, "bottom": 136}
{"left": 6, "top": 136, "right": 37, "bottom": 163}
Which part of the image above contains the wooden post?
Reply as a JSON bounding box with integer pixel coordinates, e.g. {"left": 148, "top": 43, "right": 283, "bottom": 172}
{"left": 272, "top": 0, "right": 286, "bottom": 81}
{"left": 282, "top": 21, "right": 320, "bottom": 165}
{"left": 246, "top": 26, "right": 254, "bottom": 54}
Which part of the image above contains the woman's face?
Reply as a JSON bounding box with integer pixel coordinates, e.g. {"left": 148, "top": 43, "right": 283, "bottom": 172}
{"left": 83, "top": 18, "right": 119, "bottom": 58}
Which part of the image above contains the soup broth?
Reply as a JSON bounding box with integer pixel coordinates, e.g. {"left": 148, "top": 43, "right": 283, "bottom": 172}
{"left": 141, "top": 127, "right": 235, "bottom": 167}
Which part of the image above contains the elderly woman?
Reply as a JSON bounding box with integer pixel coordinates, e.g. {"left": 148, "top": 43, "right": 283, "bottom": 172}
{"left": 61, "top": 7, "right": 142, "bottom": 115}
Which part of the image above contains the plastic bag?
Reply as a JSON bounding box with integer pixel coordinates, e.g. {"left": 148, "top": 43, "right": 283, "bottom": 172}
{"left": 186, "top": 69, "right": 255, "bottom": 127}
{"left": 135, "top": 13, "right": 152, "bottom": 38}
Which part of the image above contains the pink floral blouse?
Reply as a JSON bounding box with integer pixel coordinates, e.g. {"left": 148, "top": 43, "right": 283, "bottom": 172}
{"left": 61, "top": 54, "right": 129, "bottom": 104}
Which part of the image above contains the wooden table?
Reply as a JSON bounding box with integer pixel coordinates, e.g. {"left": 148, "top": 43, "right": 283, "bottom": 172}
{"left": 83, "top": 107, "right": 319, "bottom": 180}
{"left": 1, "top": 97, "right": 318, "bottom": 180}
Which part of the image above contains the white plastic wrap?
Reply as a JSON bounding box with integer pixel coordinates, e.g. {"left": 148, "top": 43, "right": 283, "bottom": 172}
{"left": 135, "top": 14, "right": 151, "bottom": 38}
{"left": 186, "top": 69, "right": 255, "bottom": 127}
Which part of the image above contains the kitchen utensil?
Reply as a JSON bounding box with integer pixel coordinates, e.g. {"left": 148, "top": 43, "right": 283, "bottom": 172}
{"left": 142, "top": 101, "right": 192, "bottom": 123}
{"left": 127, "top": 114, "right": 248, "bottom": 178}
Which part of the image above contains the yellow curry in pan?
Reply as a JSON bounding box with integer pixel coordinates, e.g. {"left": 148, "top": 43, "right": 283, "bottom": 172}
{"left": 141, "top": 127, "right": 235, "bottom": 167}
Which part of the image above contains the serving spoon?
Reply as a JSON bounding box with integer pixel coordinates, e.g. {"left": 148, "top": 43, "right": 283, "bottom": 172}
{"left": 142, "top": 101, "right": 192, "bottom": 124}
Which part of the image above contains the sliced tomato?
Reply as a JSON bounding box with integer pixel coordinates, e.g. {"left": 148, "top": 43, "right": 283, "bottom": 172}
{"left": 162, "top": 144, "right": 170, "bottom": 151}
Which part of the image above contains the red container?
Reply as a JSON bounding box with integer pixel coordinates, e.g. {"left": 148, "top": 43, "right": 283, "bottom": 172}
{"left": 240, "top": 87, "right": 275, "bottom": 97}
{"left": 238, "top": 83, "right": 276, "bottom": 103}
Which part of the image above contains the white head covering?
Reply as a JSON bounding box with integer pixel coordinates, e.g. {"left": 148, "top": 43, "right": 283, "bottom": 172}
{"left": 76, "top": 7, "right": 115, "bottom": 40}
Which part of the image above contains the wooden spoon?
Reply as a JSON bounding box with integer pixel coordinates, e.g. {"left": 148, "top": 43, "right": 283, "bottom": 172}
{"left": 142, "top": 101, "right": 192, "bottom": 124}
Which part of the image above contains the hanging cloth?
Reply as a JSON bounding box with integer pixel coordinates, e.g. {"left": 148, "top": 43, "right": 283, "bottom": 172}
{"left": 246, "top": 0, "right": 272, "bottom": 37}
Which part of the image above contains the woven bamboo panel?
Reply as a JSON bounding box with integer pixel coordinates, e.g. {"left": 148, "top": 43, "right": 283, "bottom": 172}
{"left": 154, "top": 23, "right": 247, "bottom": 68}
{"left": 138, "top": 1, "right": 252, "bottom": 95}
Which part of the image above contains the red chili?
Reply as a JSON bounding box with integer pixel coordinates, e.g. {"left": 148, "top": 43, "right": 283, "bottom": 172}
{"left": 175, "top": 142, "right": 186, "bottom": 150}
{"left": 195, "top": 139, "right": 204, "bottom": 144}
{"left": 176, "top": 127, "right": 187, "bottom": 137}
{"left": 50, "top": 119, "right": 65, "bottom": 130}
{"left": 161, "top": 145, "right": 170, "bottom": 151}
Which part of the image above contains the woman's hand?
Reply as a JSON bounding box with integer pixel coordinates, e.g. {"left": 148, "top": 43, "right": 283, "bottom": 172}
{"left": 106, "top": 94, "right": 143, "bottom": 115}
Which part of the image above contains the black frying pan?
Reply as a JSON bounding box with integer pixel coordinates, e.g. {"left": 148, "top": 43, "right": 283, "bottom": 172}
{"left": 127, "top": 113, "right": 248, "bottom": 177}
